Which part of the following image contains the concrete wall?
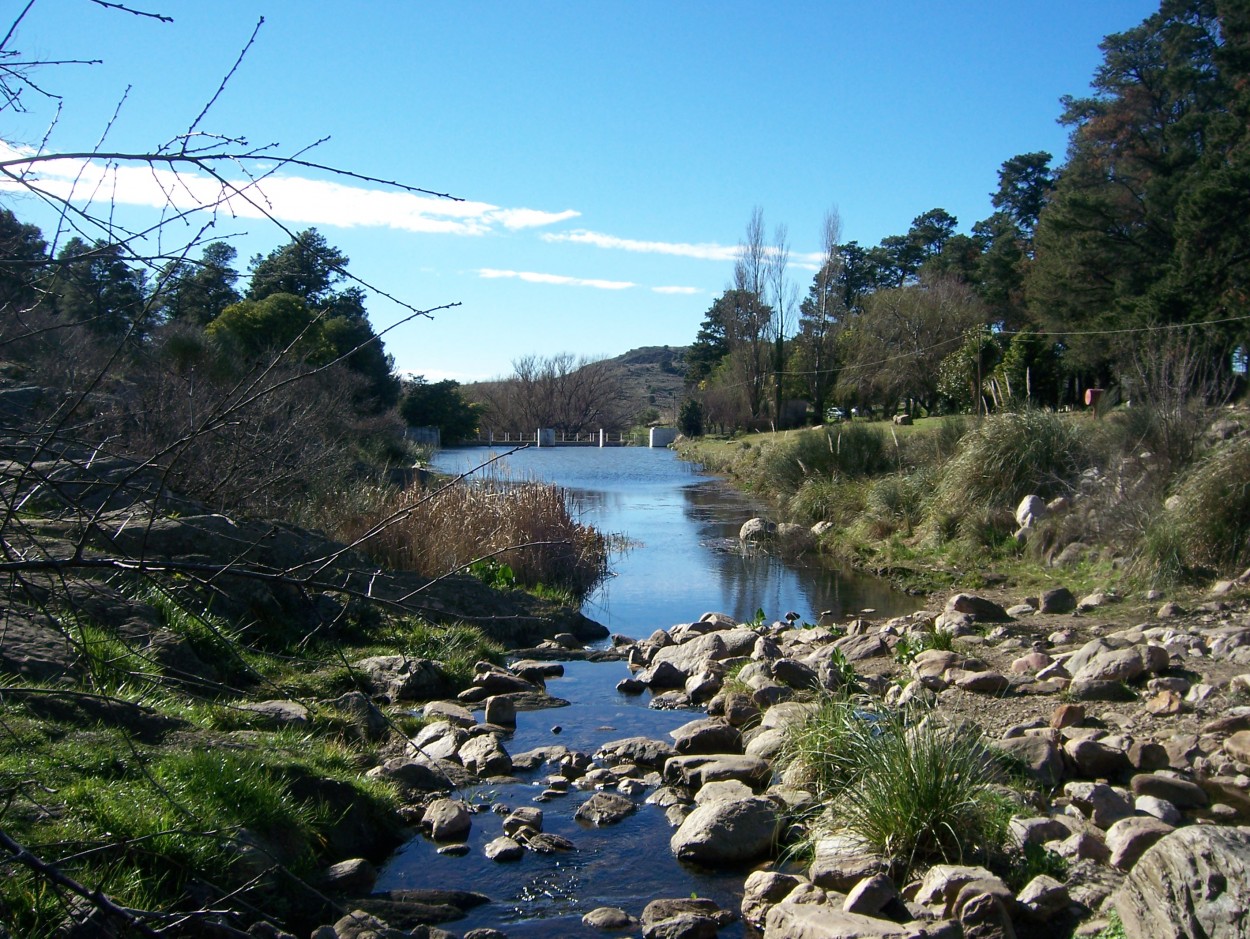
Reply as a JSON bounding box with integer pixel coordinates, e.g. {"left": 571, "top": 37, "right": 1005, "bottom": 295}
{"left": 649, "top": 427, "right": 678, "bottom": 448}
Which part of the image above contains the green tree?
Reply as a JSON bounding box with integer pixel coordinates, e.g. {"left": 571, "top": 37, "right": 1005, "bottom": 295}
{"left": 247, "top": 232, "right": 398, "bottom": 411}
{"left": 677, "top": 397, "right": 704, "bottom": 437}
{"left": 247, "top": 228, "right": 349, "bottom": 305}
{"left": 399, "top": 376, "right": 479, "bottom": 443}
{"left": 937, "top": 325, "right": 1001, "bottom": 413}
{"left": 991, "top": 151, "right": 1055, "bottom": 239}
{"left": 151, "top": 241, "right": 241, "bottom": 325}
{"left": 0, "top": 209, "right": 49, "bottom": 313}
{"left": 685, "top": 295, "right": 732, "bottom": 386}
{"left": 206, "top": 292, "right": 323, "bottom": 361}
{"left": 1026, "top": 0, "right": 1232, "bottom": 380}
{"left": 51, "top": 237, "right": 150, "bottom": 340}
{"left": 841, "top": 276, "right": 987, "bottom": 415}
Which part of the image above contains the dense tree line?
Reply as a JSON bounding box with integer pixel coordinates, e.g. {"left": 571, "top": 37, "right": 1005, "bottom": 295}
{"left": 684, "top": 0, "right": 1247, "bottom": 432}
{"left": 0, "top": 214, "right": 458, "bottom": 511}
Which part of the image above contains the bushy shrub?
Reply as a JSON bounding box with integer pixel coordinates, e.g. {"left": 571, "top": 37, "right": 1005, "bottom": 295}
{"left": 788, "top": 477, "right": 868, "bottom": 525}
{"left": 860, "top": 470, "right": 931, "bottom": 538}
{"left": 758, "top": 424, "right": 894, "bottom": 498}
{"left": 926, "top": 410, "right": 1087, "bottom": 540}
{"left": 1153, "top": 436, "right": 1250, "bottom": 577}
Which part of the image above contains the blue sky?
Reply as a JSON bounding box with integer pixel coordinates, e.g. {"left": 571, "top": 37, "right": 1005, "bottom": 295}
{"left": 3, "top": 0, "right": 1160, "bottom": 381}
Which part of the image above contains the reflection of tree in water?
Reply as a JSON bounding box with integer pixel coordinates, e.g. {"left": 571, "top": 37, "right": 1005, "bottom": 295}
{"left": 679, "top": 481, "right": 917, "bottom": 624}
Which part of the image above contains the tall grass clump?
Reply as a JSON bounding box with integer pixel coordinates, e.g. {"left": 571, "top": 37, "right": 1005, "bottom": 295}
{"left": 758, "top": 424, "right": 893, "bottom": 502}
{"left": 789, "top": 476, "right": 869, "bottom": 525}
{"left": 1145, "top": 435, "right": 1250, "bottom": 579}
{"left": 859, "top": 469, "right": 932, "bottom": 539}
{"left": 779, "top": 696, "right": 1011, "bottom": 880}
{"left": 926, "top": 410, "right": 1087, "bottom": 539}
{"left": 319, "top": 476, "right": 610, "bottom": 595}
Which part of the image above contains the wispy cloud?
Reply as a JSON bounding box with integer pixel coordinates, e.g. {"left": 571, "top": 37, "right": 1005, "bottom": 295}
{"left": 0, "top": 142, "right": 578, "bottom": 236}
{"left": 542, "top": 228, "right": 740, "bottom": 262}
{"left": 652, "top": 285, "right": 701, "bottom": 295}
{"left": 542, "top": 226, "right": 825, "bottom": 270}
{"left": 477, "top": 268, "right": 637, "bottom": 290}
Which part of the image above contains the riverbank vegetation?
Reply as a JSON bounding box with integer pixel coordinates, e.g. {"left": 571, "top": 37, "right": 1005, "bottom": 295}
{"left": 679, "top": 398, "right": 1250, "bottom": 596}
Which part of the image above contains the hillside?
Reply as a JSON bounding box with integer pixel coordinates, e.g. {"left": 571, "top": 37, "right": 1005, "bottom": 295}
{"left": 605, "top": 345, "right": 689, "bottom": 424}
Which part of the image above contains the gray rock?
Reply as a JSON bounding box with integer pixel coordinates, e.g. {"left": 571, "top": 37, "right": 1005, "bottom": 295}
{"left": 842, "top": 873, "right": 900, "bottom": 917}
{"left": 764, "top": 902, "right": 940, "bottom": 938}
{"left": 503, "top": 806, "right": 543, "bottom": 835}
{"left": 355, "top": 655, "right": 451, "bottom": 702}
{"left": 1134, "top": 795, "right": 1182, "bottom": 826}
{"left": 321, "top": 858, "right": 377, "bottom": 894}
{"left": 1065, "top": 737, "right": 1133, "bottom": 780}
{"left": 457, "top": 734, "right": 512, "bottom": 777}
{"left": 238, "top": 699, "right": 310, "bottom": 728}
{"left": 671, "top": 718, "right": 743, "bottom": 755}
{"left": 423, "top": 700, "right": 476, "bottom": 727}
{"left": 995, "top": 735, "right": 1065, "bottom": 787}
{"left": 423, "top": 798, "right": 471, "bottom": 841}
{"left": 945, "top": 593, "right": 1010, "bottom": 622}
{"left": 741, "top": 870, "right": 807, "bottom": 929}
{"left": 1016, "top": 874, "right": 1070, "bottom": 922}
{"left": 670, "top": 796, "right": 778, "bottom": 863}
{"left": 483, "top": 835, "right": 524, "bottom": 861}
{"left": 1129, "top": 772, "right": 1208, "bottom": 809}
{"left": 915, "top": 865, "right": 1000, "bottom": 909}
{"left": 483, "top": 695, "right": 516, "bottom": 728}
{"left": 583, "top": 907, "right": 639, "bottom": 930}
{"left": 642, "top": 913, "right": 719, "bottom": 939}
{"left": 642, "top": 897, "right": 734, "bottom": 927}
{"left": 809, "top": 835, "right": 885, "bottom": 892}
{"left": 1106, "top": 815, "right": 1175, "bottom": 871}
{"left": 596, "top": 736, "right": 678, "bottom": 768}
{"left": 1116, "top": 826, "right": 1250, "bottom": 939}
{"left": 740, "top": 517, "right": 776, "bottom": 542}
{"left": 1039, "top": 586, "right": 1076, "bottom": 614}
{"left": 575, "top": 792, "right": 636, "bottom": 826}
{"left": 663, "top": 754, "right": 771, "bottom": 791}
{"left": 1066, "top": 781, "right": 1135, "bottom": 829}
{"left": 327, "top": 691, "right": 389, "bottom": 742}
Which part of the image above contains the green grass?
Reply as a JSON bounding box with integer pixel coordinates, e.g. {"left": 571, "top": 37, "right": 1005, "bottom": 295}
{"left": 0, "top": 702, "right": 399, "bottom": 938}
{"left": 779, "top": 696, "right": 1014, "bottom": 881}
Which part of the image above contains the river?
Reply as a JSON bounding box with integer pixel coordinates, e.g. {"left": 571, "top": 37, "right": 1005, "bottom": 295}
{"left": 424, "top": 445, "right": 918, "bottom": 637}
{"left": 376, "top": 444, "right": 921, "bottom": 936}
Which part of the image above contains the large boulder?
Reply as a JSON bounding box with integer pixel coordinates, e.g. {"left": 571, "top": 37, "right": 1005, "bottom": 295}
{"left": 670, "top": 796, "right": 779, "bottom": 864}
{"left": 1116, "top": 826, "right": 1250, "bottom": 939}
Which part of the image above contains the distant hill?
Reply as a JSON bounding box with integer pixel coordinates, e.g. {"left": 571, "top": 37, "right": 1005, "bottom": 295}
{"left": 605, "top": 345, "right": 689, "bottom": 424}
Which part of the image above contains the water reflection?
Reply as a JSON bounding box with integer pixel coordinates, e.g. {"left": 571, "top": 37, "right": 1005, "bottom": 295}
{"left": 430, "top": 446, "right": 920, "bottom": 637}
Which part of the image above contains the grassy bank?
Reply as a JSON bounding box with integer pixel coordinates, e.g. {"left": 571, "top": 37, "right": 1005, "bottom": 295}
{"left": 678, "top": 404, "right": 1250, "bottom": 597}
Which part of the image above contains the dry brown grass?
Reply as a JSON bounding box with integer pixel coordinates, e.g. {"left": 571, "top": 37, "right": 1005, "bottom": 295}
{"left": 324, "top": 477, "right": 609, "bottom": 595}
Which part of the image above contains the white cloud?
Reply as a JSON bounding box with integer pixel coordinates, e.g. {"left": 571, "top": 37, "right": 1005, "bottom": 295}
{"left": 542, "top": 226, "right": 827, "bottom": 271}
{"left": 477, "top": 268, "right": 636, "bottom": 290}
{"left": 652, "top": 285, "right": 701, "bottom": 295}
{"left": 542, "top": 228, "right": 740, "bottom": 262}
{"left": 0, "top": 142, "right": 577, "bottom": 236}
{"left": 491, "top": 207, "right": 581, "bottom": 230}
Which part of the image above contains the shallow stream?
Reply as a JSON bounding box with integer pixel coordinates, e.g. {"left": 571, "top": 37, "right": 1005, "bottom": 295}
{"left": 376, "top": 445, "right": 923, "bottom": 934}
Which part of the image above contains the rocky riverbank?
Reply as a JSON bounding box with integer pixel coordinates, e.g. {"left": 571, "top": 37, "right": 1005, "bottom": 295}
{"left": 330, "top": 577, "right": 1250, "bottom": 939}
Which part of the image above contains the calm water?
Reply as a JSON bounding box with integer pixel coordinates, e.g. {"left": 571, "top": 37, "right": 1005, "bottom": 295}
{"left": 377, "top": 445, "right": 920, "bottom": 934}
{"left": 428, "top": 444, "right": 920, "bottom": 638}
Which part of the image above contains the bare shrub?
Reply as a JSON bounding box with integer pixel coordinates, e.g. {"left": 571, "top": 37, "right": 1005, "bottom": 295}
{"left": 1115, "top": 328, "right": 1233, "bottom": 473}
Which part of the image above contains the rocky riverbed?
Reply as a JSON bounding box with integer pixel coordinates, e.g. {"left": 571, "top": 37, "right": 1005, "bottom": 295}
{"left": 310, "top": 576, "right": 1250, "bottom": 939}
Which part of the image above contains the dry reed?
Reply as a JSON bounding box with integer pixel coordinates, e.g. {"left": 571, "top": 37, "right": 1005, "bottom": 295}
{"left": 327, "top": 476, "right": 609, "bottom": 595}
